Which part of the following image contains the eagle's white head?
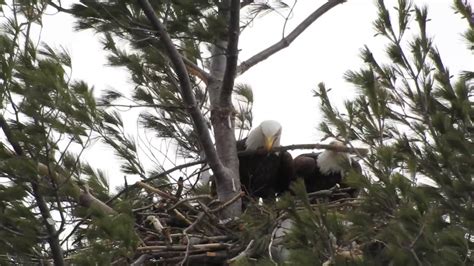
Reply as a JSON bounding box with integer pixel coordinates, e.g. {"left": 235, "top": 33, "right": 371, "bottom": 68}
{"left": 317, "top": 140, "right": 350, "bottom": 175}
{"left": 246, "top": 120, "right": 282, "bottom": 151}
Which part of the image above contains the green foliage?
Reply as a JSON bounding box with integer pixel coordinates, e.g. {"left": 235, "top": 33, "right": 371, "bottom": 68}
{"left": 301, "top": 0, "right": 474, "bottom": 264}
{"left": 0, "top": 1, "right": 136, "bottom": 263}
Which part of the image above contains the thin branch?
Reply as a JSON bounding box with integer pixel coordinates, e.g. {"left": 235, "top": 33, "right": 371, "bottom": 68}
{"left": 167, "top": 195, "right": 213, "bottom": 211}
{"left": 0, "top": 115, "right": 65, "bottom": 265}
{"left": 136, "top": 242, "right": 230, "bottom": 252}
{"left": 228, "top": 239, "right": 254, "bottom": 263}
{"left": 237, "top": 143, "right": 369, "bottom": 157}
{"left": 220, "top": 0, "right": 240, "bottom": 105}
{"left": 182, "top": 55, "right": 212, "bottom": 85}
{"left": 237, "top": 0, "right": 347, "bottom": 75}
{"left": 0, "top": 115, "right": 23, "bottom": 155}
{"left": 107, "top": 159, "right": 206, "bottom": 204}
{"left": 181, "top": 212, "right": 206, "bottom": 265}
{"left": 96, "top": 103, "right": 187, "bottom": 109}
{"left": 137, "top": 0, "right": 228, "bottom": 184}
{"left": 241, "top": 0, "right": 254, "bottom": 9}
{"left": 136, "top": 181, "right": 177, "bottom": 201}
{"left": 210, "top": 191, "right": 245, "bottom": 213}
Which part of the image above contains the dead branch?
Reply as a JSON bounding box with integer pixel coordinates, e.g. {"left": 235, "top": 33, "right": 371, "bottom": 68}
{"left": 210, "top": 191, "right": 245, "bottom": 213}
{"left": 238, "top": 143, "right": 369, "bottom": 157}
{"left": 237, "top": 0, "right": 347, "bottom": 75}
{"left": 137, "top": 242, "right": 231, "bottom": 252}
{"left": 136, "top": 181, "right": 177, "bottom": 201}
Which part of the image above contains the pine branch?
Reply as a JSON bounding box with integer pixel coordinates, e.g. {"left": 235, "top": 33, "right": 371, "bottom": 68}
{"left": 237, "top": 0, "right": 347, "bottom": 75}
{"left": 0, "top": 115, "right": 65, "bottom": 266}
{"left": 137, "top": 0, "right": 228, "bottom": 185}
{"left": 220, "top": 0, "right": 241, "bottom": 105}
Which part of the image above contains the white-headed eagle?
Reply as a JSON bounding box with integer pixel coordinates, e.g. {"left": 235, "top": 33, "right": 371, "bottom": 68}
{"left": 237, "top": 120, "right": 294, "bottom": 199}
{"left": 293, "top": 140, "right": 361, "bottom": 198}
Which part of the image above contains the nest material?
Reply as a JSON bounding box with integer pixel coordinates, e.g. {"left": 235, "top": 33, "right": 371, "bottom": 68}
{"left": 132, "top": 181, "right": 245, "bottom": 265}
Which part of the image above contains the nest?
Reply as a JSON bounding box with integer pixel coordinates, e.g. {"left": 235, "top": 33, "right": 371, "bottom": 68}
{"left": 131, "top": 181, "right": 245, "bottom": 265}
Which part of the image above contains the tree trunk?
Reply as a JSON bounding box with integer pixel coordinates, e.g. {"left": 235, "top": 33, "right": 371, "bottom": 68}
{"left": 208, "top": 40, "right": 242, "bottom": 219}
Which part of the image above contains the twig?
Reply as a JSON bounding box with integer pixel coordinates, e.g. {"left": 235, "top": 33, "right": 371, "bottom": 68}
{"left": 137, "top": 243, "right": 230, "bottom": 252}
{"left": 167, "top": 195, "right": 213, "bottom": 211}
{"left": 237, "top": 143, "right": 369, "bottom": 157}
{"left": 173, "top": 209, "right": 193, "bottom": 226}
{"left": 268, "top": 226, "right": 279, "bottom": 266}
{"left": 130, "top": 254, "right": 149, "bottom": 266}
{"left": 107, "top": 159, "right": 206, "bottom": 204}
{"left": 227, "top": 239, "right": 254, "bottom": 263}
{"left": 175, "top": 177, "right": 184, "bottom": 198}
{"left": 210, "top": 191, "right": 245, "bottom": 213}
{"left": 181, "top": 212, "right": 206, "bottom": 265}
{"left": 136, "top": 181, "right": 177, "bottom": 201}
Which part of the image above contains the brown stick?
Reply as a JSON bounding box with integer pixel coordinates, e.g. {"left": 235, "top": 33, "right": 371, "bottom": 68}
{"left": 210, "top": 191, "right": 245, "bottom": 213}
{"left": 237, "top": 143, "right": 369, "bottom": 157}
{"left": 137, "top": 243, "right": 230, "bottom": 252}
{"left": 136, "top": 181, "right": 177, "bottom": 201}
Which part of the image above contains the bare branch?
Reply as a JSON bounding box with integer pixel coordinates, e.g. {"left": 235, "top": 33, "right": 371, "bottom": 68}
{"left": 237, "top": 143, "right": 369, "bottom": 157}
{"left": 107, "top": 159, "right": 206, "bottom": 204}
{"left": 136, "top": 181, "right": 177, "bottom": 201}
{"left": 237, "top": 0, "right": 347, "bottom": 75}
{"left": 241, "top": 0, "right": 254, "bottom": 9}
{"left": 182, "top": 56, "right": 212, "bottom": 85}
{"left": 137, "top": 0, "right": 228, "bottom": 184}
{"left": 210, "top": 191, "right": 245, "bottom": 213}
{"left": 220, "top": 0, "right": 241, "bottom": 105}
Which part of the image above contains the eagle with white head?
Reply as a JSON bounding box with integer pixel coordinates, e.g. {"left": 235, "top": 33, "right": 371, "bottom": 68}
{"left": 237, "top": 120, "right": 294, "bottom": 199}
{"left": 294, "top": 140, "right": 361, "bottom": 198}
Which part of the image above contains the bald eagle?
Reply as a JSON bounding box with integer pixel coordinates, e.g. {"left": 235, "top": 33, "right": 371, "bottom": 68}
{"left": 237, "top": 120, "right": 294, "bottom": 199}
{"left": 294, "top": 141, "right": 361, "bottom": 199}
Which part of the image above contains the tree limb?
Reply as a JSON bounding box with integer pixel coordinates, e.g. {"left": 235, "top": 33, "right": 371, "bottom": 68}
{"left": 137, "top": 0, "right": 228, "bottom": 186}
{"left": 107, "top": 159, "right": 206, "bottom": 204}
{"left": 237, "top": 143, "right": 369, "bottom": 157}
{"left": 237, "top": 0, "right": 347, "bottom": 75}
{"left": 220, "top": 0, "right": 241, "bottom": 105}
{"left": 0, "top": 115, "right": 65, "bottom": 266}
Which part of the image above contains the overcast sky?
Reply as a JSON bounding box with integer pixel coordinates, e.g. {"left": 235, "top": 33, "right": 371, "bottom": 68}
{"left": 37, "top": 0, "right": 473, "bottom": 190}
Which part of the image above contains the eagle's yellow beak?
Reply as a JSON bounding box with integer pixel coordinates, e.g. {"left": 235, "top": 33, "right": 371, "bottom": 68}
{"left": 264, "top": 136, "right": 275, "bottom": 152}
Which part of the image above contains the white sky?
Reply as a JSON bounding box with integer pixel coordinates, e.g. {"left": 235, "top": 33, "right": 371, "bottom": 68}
{"left": 36, "top": 0, "right": 473, "bottom": 190}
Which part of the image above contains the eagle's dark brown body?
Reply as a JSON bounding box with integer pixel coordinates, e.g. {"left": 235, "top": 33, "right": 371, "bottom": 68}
{"left": 294, "top": 152, "right": 361, "bottom": 198}
{"left": 237, "top": 138, "right": 294, "bottom": 199}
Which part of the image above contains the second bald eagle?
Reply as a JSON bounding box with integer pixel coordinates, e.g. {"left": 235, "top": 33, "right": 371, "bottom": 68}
{"left": 294, "top": 141, "right": 361, "bottom": 198}
{"left": 237, "top": 120, "right": 294, "bottom": 199}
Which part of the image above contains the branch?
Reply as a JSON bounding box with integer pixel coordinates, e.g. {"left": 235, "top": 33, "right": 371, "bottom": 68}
{"left": 182, "top": 56, "right": 212, "bottom": 85}
{"left": 0, "top": 115, "right": 65, "bottom": 266}
{"left": 237, "top": 143, "right": 369, "bottom": 157}
{"left": 136, "top": 242, "right": 230, "bottom": 252}
{"left": 210, "top": 191, "right": 245, "bottom": 213}
{"left": 136, "top": 181, "right": 177, "bottom": 201}
{"left": 137, "top": 0, "right": 228, "bottom": 183}
{"left": 237, "top": 0, "right": 347, "bottom": 75}
{"left": 241, "top": 0, "right": 254, "bottom": 9}
{"left": 0, "top": 115, "right": 23, "bottom": 155}
{"left": 107, "top": 159, "right": 206, "bottom": 204}
{"left": 220, "top": 0, "right": 241, "bottom": 105}
{"left": 227, "top": 239, "right": 254, "bottom": 263}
